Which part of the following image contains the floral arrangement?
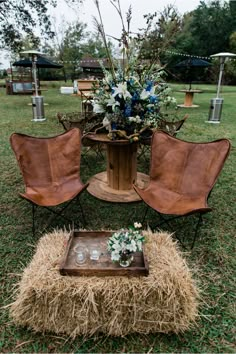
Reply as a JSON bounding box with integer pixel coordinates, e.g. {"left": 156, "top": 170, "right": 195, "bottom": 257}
{"left": 92, "top": 0, "right": 177, "bottom": 141}
{"left": 107, "top": 222, "right": 145, "bottom": 263}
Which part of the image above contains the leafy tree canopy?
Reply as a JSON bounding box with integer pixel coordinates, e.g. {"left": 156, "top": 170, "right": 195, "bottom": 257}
{"left": 173, "top": 0, "right": 235, "bottom": 57}
{"left": 135, "top": 5, "right": 181, "bottom": 64}
{"left": 0, "top": 0, "right": 83, "bottom": 52}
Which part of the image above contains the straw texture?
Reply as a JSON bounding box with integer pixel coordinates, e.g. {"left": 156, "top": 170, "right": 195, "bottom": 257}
{"left": 10, "top": 229, "right": 199, "bottom": 337}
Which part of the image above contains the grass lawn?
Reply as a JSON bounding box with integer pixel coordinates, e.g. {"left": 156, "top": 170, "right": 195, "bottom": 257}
{"left": 0, "top": 82, "right": 235, "bottom": 353}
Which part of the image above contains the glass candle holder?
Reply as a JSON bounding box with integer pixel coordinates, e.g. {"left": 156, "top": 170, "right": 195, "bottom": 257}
{"left": 89, "top": 244, "right": 101, "bottom": 261}
{"left": 74, "top": 245, "right": 87, "bottom": 265}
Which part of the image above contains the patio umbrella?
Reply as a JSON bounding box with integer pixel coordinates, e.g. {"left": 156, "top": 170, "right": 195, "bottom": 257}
{"left": 175, "top": 57, "right": 211, "bottom": 90}
{"left": 12, "top": 56, "right": 63, "bottom": 68}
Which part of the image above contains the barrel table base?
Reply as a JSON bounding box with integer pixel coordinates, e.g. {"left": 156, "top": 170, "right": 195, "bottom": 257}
{"left": 178, "top": 90, "right": 202, "bottom": 108}
{"left": 87, "top": 171, "right": 149, "bottom": 203}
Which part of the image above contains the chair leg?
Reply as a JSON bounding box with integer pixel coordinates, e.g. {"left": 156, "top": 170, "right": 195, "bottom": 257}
{"left": 30, "top": 195, "right": 86, "bottom": 236}
{"left": 32, "top": 203, "right": 36, "bottom": 237}
{"left": 77, "top": 196, "right": 87, "bottom": 227}
{"left": 81, "top": 151, "right": 91, "bottom": 169}
{"left": 146, "top": 208, "right": 203, "bottom": 249}
{"left": 142, "top": 205, "right": 149, "bottom": 225}
{"left": 190, "top": 214, "right": 203, "bottom": 249}
{"left": 43, "top": 199, "right": 80, "bottom": 228}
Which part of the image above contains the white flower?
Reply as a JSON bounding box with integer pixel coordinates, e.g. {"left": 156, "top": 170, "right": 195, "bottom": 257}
{"left": 128, "top": 116, "right": 135, "bottom": 122}
{"left": 106, "top": 95, "right": 120, "bottom": 111}
{"left": 112, "top": 82, "right": 132, "bottom": 100}
{"left": 128, "top": 115, "right": 141, "bottom": 123}
{"left": 126, "top": 239, "right": 137, "bottom": 252}
{"left": 140, "top": 85, "right": 156, "bottom": 100}
{"left": 140, "top": 89, "right": 149, "bottom": 100}
{"left": 102, "top": 117, "right": 111, "bottom": 131}
{"left": 111, "top": 251, "right": 121, "bottom": 261}
{"left": 135, "top": 115, "right": 142, "bottom": 123}
{"left": 112, "top": 240, "right": 122, "bottom": 252}
{"left": 134, "top": 222, "right": 142, "bottom": 229}
{"left": 107, "top": 225, "right": 145, "bottom": 263}
{"left": 136, "top": 240, "right": 143, "bottom": 251}
{"left": 93, "top": 102, "right": 105, "bottom": 113}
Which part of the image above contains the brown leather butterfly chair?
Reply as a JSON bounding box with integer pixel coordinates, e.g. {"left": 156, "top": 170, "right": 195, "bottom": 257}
{"left": 134, "top": 131, "right": 231, "bottom": 248}
{"left": 138, "top": 114, "right": 189, "bottom": 162}
{"left": 57, "top": 112, "right": 104, "bottom": 164}
{"left": 10, "top": 128, "right": 88, "bottom": 236}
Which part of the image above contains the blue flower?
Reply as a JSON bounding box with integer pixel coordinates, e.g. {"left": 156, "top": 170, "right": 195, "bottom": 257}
{"left": 131, "top": 92, "right": 139, "bottom": 101}
{"left": 149, "top": 95, "right": 157, "bottom": 104}
{"left": 111, "top": 122, "right": 117, "bottom": 130}
{"left": 124, "top": 104, "right": 132, "bottom": 117}
{"left": 145, "top": 80, "right": 154, "bottom": 91}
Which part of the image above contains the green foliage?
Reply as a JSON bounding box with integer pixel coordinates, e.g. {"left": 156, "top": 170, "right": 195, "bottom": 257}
{"left": 81, "top": 35, "right": 115, "bottom": 59}
{"left": 43, "top": 19, "right": 87, "bottom": 81}
{"left": 0, "top": 0, "right": 84, "bottom": 53}
{"left": 188, "top": 0, "right": 233, "bottom": 56}
{"left": 43, "top": 19, "right": 113, "bottom": 82}
{"left": 171, "top": 0, "right": 236, "bottom": 58}
{"left": 140, "top": 5, "right": 182, "bottom": 62}
{"left": 61, "top": 20, "right": 87, "bottom": 80}
{"left": 229, "top": 32, "right": 236, "bottom": 52}
{"left": 0, "top": 0, "right": 57, "bottom": 52}
{"left": 0, "top": 83, "right": 235, "bottom": 352}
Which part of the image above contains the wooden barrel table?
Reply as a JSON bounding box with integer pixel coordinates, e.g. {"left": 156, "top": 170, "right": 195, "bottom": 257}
{"left": 85, "top": 133, "right": 149, "bottom": 203}
{"left": 178, "top": 89, "right": 203, "bottom": 108}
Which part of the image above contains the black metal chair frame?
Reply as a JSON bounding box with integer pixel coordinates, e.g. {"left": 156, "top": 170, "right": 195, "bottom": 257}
{"left": 30, "top": 194, "right": 87, "bottom": 237}
{"left": 142, "top": 205, "right": 204, "bottom": 249}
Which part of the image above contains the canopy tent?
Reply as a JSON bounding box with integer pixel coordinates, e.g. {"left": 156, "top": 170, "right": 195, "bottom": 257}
{"left": 12, "top": 56, "right": 63, "bottom": 69}
{"left": 175, "top": 57, "right": 211, "bottom": 89}
{"left": 9, "top": 56, "right": 63, "bottom": 94}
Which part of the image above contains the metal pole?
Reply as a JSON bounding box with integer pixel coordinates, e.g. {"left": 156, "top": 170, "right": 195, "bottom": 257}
{"left": 216, "top": 57, "right": 225, "bottom": 98}
{"left": 32, "top": 54, "right": 38, "bottom": 96}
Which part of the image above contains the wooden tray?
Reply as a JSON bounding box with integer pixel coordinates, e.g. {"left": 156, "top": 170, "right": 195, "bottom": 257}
{"left": 59, "top": 230, "right": 149, "bottom": 277}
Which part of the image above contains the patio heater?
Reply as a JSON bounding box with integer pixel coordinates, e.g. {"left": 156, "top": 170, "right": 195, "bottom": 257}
{"left": 207, "top": 52, "right": 236, "bottom": 123}
{"left": 21, "top": 50, "right": 46, "bottom": 122}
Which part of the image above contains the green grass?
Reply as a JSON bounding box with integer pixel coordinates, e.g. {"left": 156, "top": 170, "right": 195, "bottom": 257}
{"left": 0, "top": 83, "right": 235, "bottom": 353}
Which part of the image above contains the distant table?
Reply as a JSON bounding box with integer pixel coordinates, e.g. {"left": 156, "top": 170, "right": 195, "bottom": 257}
{"left": 86, "top": 133, "right": 149, "bottom": 203}
{"left": 178, "top": 89, "right": 203, "bottom": 108}
{"left": 79, "top": 89, "right": 94, "bottom": 116}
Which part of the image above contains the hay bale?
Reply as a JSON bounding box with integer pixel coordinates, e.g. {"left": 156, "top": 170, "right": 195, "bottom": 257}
{"left": 10, "top": 229, "right": 199, "bottom": 337}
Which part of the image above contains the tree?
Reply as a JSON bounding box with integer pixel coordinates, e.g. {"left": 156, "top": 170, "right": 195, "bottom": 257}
{"left": 81, "top": 35, "right": 115, "bottom": 59}
{"left": 0, "top": 0, "right": 83, "bottom": 53}
{"left": 179, "top": 0, "right": 234, "bottom": 56}
{"left": 138, "top": 5, "right": 182, "bottom": 64}
{"left": 229, "top": 32, "right": 236, "bottom": 52}
{"left": 44, "top": 18, "right": 87, "bottom": 81}
{"left": 44, "top": 14, "right": 115, "bottom": 82}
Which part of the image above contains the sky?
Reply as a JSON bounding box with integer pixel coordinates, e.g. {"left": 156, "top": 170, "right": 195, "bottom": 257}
{"left": 52, "top": 0, "right": 202, "bottom": 37}
{"left": 0, "top": 0, "right": 202, "bottom": 68}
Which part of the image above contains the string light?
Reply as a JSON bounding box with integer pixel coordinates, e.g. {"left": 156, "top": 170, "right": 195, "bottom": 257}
{"left": 58, "top": 53, "right": 236, "bottom": 64}
{"left": 164, "top": 50, "right": 211, "bottom": 60}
